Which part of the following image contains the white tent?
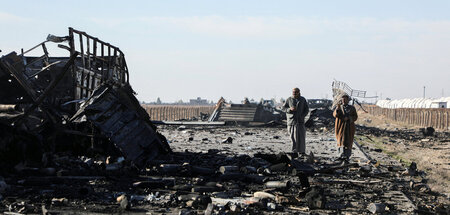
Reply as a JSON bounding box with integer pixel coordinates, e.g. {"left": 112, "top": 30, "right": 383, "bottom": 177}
{"left": 376, "top": 97, "right": 450, "bottom": 109}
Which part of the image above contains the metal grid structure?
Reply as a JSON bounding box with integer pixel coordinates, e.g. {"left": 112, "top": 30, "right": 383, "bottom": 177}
{"left": 68, "top": 28, "right": 129, "bottom": 100}
{"left": 332, "top": 80, "right": 366, "bottom": 98}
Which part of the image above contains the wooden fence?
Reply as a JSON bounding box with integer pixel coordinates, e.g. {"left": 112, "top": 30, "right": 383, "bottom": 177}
{"left": 365, "top": 105, "right": 450, "bottom": 130}
{"left": 142, "top": 105, "right": 215, "bottom": 121}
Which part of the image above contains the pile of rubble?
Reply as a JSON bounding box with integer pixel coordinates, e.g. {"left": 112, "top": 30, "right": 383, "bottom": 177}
{"left": 305, "top": 107, "right": 335, "bottom": 131}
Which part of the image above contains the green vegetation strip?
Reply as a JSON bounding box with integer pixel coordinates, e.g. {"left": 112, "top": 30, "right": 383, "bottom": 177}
{"left": 356, "top": 135, "right": 412, "bottom": 166}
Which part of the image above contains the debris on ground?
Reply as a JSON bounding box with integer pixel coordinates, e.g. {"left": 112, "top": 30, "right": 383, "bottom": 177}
{"left": 208, "top": 97, "right": 284, "bottom": 125}
{"left": 0, "top": 29, "right": 448, "bottom": 214}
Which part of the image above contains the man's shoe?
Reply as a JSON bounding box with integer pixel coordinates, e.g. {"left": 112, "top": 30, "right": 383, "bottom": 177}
{"left": 342, "top": 159, "right": 350, "bottom": 166}
{"left": 289, "top": 152, "right": 298, "bottom": 159}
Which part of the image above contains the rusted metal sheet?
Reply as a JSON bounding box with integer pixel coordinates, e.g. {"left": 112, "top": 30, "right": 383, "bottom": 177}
{"left": 71, "top": 83, "right": 171, "bottom": 167}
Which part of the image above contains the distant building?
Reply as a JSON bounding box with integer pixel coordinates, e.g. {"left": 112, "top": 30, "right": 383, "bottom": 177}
{"left": 189, "top": 97, "right": 209, "bottom": 105}
{"left": 431, "top": 102, "right": 447, "bottom": 108}
{"left": 376, "top": 97, "right": 450, "bottom": 109}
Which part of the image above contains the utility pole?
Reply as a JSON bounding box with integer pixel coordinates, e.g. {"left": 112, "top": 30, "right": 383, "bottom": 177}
{"left": 423, "top": 86, "right": 426, "bottom": 98}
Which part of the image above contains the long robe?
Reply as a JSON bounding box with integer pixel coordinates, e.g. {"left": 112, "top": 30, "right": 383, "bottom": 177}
{"left": 282, "top": 96, "right": 309, "bottom": 153}
{"left": 333, "top": 104, "right": 358, "bottom": 149}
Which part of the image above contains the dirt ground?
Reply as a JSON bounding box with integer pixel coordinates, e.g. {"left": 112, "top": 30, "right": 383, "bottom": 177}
{"left": 1, "top": 122, "right": 448, "bottom": 214}
{"left": 356, "top": 110, "right": 450, "bottom": 196}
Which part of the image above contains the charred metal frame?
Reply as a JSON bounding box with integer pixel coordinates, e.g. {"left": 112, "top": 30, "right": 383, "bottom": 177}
{"left": 331, "top": 80, "right": 374, "bottom": 112}
{"left": 1, "top": 27, "right": 131, "bottom": 116}
{"left": 332, "top": 80, "right": 366, "bottom": 98}
{"left": 0, "top": 27, "right": 170, "bottom": 168}
{"left": 68, "top": 28, "right": 129, "bottom": 101}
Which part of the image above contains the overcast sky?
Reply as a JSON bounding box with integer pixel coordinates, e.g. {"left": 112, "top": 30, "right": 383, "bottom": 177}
{"left": 1, "top": 0, "right": 449, "bottom": 103}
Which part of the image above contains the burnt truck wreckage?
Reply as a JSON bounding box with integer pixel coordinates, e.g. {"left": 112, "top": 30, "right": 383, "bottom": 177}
{"left": 0, "top": 27, "right": 170, "bottom": 169}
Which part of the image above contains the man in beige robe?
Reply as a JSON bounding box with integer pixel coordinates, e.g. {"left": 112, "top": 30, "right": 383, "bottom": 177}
{"left": 333, "top": 94, "right": 358, "bottom": 161}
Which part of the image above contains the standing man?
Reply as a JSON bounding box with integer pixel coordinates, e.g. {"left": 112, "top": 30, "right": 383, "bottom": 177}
{"left": 333, "top": 94, "right": 358, "bottom": 162}
{"left": 282, "top": 88, "right": 309, "bottom": 154}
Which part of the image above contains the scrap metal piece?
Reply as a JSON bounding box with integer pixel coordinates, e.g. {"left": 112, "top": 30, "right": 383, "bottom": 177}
{"left": 209, "top": 98, "right": 282, "bottom": 123}
{"left": 0, "top": 105, "right": 19, "bottom": 112}
{"left": 71, "top": 83, "right": 171, "bottom": 167}
{"left": 208, "top": 97, "right": 225, "bottom": 121}
{"left": 15, "top": 52, "right": 79, "bottom": 123}
{"left": 0, "top": 52, "right": 38, "bottom": 100}
{"left": 46, "top": 34, "right": 69, "bottom": 43}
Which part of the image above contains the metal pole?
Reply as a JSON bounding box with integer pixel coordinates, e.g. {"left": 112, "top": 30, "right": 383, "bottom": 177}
{"left": 423, "top": 86, "right": 426, "bottom": 98}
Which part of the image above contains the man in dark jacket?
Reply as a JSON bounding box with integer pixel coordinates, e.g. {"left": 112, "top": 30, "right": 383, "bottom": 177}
{"left": 282, "top": 88, "right": 309, "bottom": 154}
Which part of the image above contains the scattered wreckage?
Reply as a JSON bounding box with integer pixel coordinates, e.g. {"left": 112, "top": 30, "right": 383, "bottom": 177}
{"left": 0, "top": 29, "right": 448, "bottom": 214}
{"left": 208, "top": 97, "right": 284, "bottom": 125}
{"left": 0, "top": 27, "right": 170, "bottom": 169}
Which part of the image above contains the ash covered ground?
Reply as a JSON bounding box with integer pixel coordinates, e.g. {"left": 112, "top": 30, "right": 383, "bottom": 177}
{"left": 1, "top": 124, "right": 448, "bottom": 214}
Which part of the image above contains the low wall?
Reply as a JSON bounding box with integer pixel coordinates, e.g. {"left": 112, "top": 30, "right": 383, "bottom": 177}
{"left": 142, "top": 105, "right": 215, "bottom": 121}
{"left": 365, "top": 105, "right": 450, "bottom": 130}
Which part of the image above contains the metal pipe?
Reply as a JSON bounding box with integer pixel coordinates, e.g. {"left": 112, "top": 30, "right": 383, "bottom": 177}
{"left": 0, "top": 104, "right": 19, "bottom": 112}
